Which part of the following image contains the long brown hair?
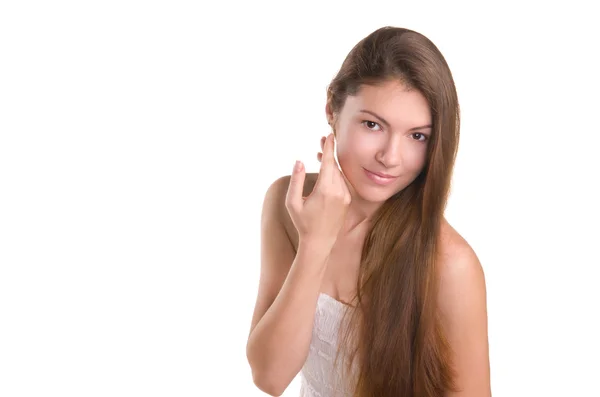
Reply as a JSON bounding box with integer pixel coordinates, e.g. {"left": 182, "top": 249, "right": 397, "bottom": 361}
{"left": 327, "top": 27, "right": 461, "bottom": 396}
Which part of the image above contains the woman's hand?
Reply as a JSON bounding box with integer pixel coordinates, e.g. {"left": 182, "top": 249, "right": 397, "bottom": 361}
{"left": 285, "top": 133, "right": 352, "bottom": 250}
{"left": 316, "top": 135, "right": 327, "bottom": 163}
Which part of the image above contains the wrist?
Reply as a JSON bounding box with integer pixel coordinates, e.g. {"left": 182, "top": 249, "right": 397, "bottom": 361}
{"left": 297, "top": 237, "right": 333, "bottom": 260}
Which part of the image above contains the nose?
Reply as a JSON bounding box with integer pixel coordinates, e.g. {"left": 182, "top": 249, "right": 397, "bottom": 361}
{"left": 375, "top": 134, "right": 402, "bottom": 168}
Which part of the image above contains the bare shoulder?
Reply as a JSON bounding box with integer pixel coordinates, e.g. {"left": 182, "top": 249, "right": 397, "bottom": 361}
{"left": 268, "top": 172, "right": 318, "bottom": 199}
{"left": 268, "top": 172, "right": 318, "bottom": 252}
{"left": 436, "top": 222, "right": 491, "bottom": 395}
{"left": 437, "top": 218, "right": 484, "bottom": 280}
{"left": 263, "top": 172, "right": 318, "bottom": 218}
{"left": 436, "top": 218, "right": 487, "bottom": 318}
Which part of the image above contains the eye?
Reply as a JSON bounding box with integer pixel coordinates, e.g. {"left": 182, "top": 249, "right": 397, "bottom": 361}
{"left": 412, "top": 133, "right": 428, "bottom": 142}
{"left": 362, "top": 120, "right": 381, "bottom": 131}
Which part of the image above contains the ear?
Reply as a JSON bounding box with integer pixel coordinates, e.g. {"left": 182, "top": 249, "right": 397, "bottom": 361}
{"left": 325, "top": 103, "right": 336, "bottom": 136}
{"left": 325, "top": 103, "right": 334, "bottom": 125}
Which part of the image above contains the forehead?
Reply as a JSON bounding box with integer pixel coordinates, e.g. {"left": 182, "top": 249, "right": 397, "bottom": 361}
{"left": 343, "top": 81, "right": 431, "bottom": 125}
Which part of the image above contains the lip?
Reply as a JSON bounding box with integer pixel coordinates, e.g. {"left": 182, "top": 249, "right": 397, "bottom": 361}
{"left": 368, "top": 170, "right": 397, "bottom": 178}
{"left": 363, "top": 168, "right": 399, "bottom": 185}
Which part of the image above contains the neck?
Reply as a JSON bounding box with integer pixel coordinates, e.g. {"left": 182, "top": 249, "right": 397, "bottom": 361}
{"left": 342, "top": 194, "right": 381, "bottom": 234}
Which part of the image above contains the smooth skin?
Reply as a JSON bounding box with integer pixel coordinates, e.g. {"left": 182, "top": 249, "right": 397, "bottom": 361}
{"left": 247, "top": 80, "right": 490, "bottom": 396}
{"left": 246, "top": 134, "right": 356, "bottom": 396}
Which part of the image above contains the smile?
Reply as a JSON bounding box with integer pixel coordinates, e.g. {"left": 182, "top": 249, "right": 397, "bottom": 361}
{"left": 363, "top": 168, "right": 399, "bottom": 185}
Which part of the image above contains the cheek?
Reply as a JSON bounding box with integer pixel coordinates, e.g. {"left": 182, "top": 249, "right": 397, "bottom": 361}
{"left": 402, "top": 148, "right": 428, "bottom": 171}
{"left": 336, "top": 146, "right": 360, "bottom": 179}
{"left": 338, "top": 132, "right": 375, "bottom": 160}
{"left": 337, "top": 141, "right": 367, "bottom": 169}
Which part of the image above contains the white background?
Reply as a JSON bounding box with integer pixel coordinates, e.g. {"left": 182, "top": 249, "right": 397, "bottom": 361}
{"left": 1, "top": 1, "right": 599, "bottom": 396}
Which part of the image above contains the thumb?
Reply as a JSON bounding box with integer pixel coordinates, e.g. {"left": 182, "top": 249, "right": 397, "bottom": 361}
{"left": 286, "top": 160, "right": 305, "bottom": 212}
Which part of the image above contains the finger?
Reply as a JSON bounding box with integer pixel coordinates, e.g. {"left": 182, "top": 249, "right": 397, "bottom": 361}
{"left": 320, "top": 133, "right": 335, "bottom": 167}
{"left": 286, "top": 160, "right": 305, "bottom": 212}
{"left": 317, "top": 152, "right": 322, "bottom": 162}
{"left": 328, "top": 149, "right": 353, "bottom": 195}
{"left": 320, "top": 136, "right": 326, "bottom": 151}
{"left": 316, "top": 133, "right": 335, "bottom": 185}
{"left": 330, "top": 134, "right": 341, "bottom": 184}
{"left": 332, "top": 135, "right": 341, "bottom": 171}
{"left": 336, "top": 161, "right": 354, "bottom": 195}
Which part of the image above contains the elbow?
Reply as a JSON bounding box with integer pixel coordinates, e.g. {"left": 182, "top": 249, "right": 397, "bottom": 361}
{"left": 246, "top": 340, "right": 294, "bottom": 396}
{"left": 251, "top": 369, "right": 285, "bottom": 396}
{"left": 247, "top": 348, "right": 287, "bottom": 396}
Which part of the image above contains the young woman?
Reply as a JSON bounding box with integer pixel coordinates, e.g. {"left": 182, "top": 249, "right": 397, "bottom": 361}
{"left": 246, "top": 26, "right": 490, "bottom": 397}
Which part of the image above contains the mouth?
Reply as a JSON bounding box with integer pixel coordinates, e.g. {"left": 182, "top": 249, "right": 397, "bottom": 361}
{"left": 363, "top": 168, "right": 399, "bottom": 185}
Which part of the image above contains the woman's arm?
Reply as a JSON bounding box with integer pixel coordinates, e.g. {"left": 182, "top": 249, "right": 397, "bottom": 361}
{"left": 246, "top": 176, "right": 332, "bottom": 396}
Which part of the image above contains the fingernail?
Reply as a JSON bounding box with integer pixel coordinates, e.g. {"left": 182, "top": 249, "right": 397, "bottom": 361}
{"left": 294, "top": 160, "right": 301, "bottom": 172}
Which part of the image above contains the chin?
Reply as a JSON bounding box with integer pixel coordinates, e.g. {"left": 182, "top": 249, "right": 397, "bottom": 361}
{"left": 352, "top": 182, "right": 399, "bottom": 204}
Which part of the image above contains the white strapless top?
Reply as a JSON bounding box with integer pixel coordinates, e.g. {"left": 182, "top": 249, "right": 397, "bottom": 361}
{"left": 299, "top": 293, "right": 357, "bottom": 397}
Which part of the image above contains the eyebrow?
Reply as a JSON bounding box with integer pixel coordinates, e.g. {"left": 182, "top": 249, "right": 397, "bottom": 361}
{"left": 359, "top": 109, "right": 432, "bottom": 131}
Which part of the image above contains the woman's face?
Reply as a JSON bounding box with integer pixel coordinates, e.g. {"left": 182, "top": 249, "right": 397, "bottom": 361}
{"left": 328, "top": 80, "right": 432, "bottom": 204}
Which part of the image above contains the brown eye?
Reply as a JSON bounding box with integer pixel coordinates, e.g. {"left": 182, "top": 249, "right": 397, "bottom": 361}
{"left": 362, "top": 120, "right": 381, "bottom": 131}
{"left": 412, "top": 133, "right": 427, "bottom": 142}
